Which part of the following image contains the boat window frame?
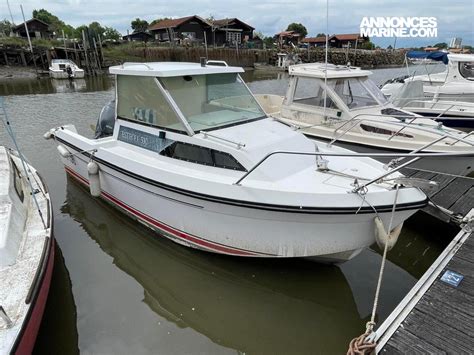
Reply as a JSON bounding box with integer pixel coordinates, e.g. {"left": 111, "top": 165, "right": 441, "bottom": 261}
{"left": 156, "top": 73, "right": 267, "bottom": 134}
{"left": 287, "top": 76, "right": 346, "bottom": 117}
{"left": 458, "top": 62, "right": 474, "bottom": 81}
{"left": 333, "top": 77, "right": 388, "bottom": 111}
{"left": 160, "top": 141, "right": 247, "bottom": 171}
{"left": 114, "top": 74, "right": 195, "bottom": 136}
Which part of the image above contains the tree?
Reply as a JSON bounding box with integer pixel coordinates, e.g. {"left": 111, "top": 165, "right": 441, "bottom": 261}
{"left": 263, "top": 36, "right": 275, "bottom": 48}
{"left": 359, "top": 40, "right": 375, "bottom": 50}
{"left": 131, "top": 18, "right": 149, "bottom": 32}
{"left": 103, "top": 27, "right": 121, "bottom": 41}
{"left": 32, "top": 9, "right": 75, "bottom": 37}
{"left": 286, "top": 23, "right": 308, "bottom": 37}
{"left": 0, "top": 19, "right": 13, "bottom": 36}
{"left": 316, "top": 33, "right": 325, "bottom": 37}
{"left": 74, "top": 25, "right": 89, "bottom": 39}
{"left": 433, "top": 42, "right": 447, "bottom": 49}
{"left": 88, "top": 21, "right": 105, "bottom": 38}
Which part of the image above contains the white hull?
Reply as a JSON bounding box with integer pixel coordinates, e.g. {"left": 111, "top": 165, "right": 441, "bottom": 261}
{"left": 60, "top": 147, "right": 420, "bottom": 262}
{"left": 49, "top": 70, "right": 85, "bottom": 79}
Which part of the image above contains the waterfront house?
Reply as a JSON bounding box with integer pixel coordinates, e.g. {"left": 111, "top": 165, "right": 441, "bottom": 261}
{"left": 13, "top": 18, "right": 52, "bottom": 39}
{"left": 210, "top": 18, "right": 254, "bottom": 46}
{"left": 148, "top": 15, "right": 211, "bottom": 44}
{"left": 329, "top": 33, "right": 368, "bottom": 48}
{"left": 301, "top": 36, "right": 326, "bottom": 48}
{"left": 123, "top": 31, "right": 153, "bottom": 42}
{"left": 275, "top": 31, "right": 304, "bottom": 47}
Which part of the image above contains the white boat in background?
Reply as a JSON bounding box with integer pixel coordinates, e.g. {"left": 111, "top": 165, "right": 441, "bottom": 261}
{"left": 255, "top": 63, "right": 474, "bottom": 176}
{"left": 45, "top": 61, "right": 428, "bottom": 263}
{"left": 0, "top": 147, "right": 54, "bottom": 354}
{"left": 389, "top": 80, "right": 474, "bottom": 129}
{"left": 49, "top": 59, "right": 85, "bottom": 79}
{"left": 381, "top": 53, "right": 474, "bottom": 128}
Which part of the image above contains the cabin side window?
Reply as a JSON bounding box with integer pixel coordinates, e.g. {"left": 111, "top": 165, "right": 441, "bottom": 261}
{"left": 116, "top": 75, "right": 187, "bottom": 133}
{"left": 293, "top": 77, "right": 338, "bottom": 109}
{"left": 160, "top": 142, "right": 246, "bottom": 171}
{"left": 459, "top": 62, "right": 474, "bottom": 81}
{"left": 11, "top": 161, "right": 24, "bottom": 202}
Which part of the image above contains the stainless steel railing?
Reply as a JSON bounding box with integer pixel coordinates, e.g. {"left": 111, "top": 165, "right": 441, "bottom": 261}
{"left": 234, "top": 150, "right": 474, "bottom": 189}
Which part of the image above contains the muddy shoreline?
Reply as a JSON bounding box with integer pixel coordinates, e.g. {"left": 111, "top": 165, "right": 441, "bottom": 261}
{"left": 0, "top": 66, "right": 39, "bottom": 80}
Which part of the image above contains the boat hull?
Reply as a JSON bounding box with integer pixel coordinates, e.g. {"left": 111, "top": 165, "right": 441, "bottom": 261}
{"left": 61, "top": 154, "right": 421, "bottom": 262}
{"left": 409, "top": 110, "right": 474, "bottom": 129}
{"left": 49, "top": 70, "right": 85, "bottom": 79}
{"left": 12, "top": 237, "right": 55, "bottom": 355}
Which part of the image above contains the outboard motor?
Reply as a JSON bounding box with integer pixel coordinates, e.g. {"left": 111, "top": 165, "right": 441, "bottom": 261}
{"left": 94, "top": 100, "right": 116, "bottom": 139}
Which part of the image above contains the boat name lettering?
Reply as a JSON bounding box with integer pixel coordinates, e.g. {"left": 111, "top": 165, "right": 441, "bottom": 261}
{"left": 118, "top": 126, "right": 174, "bottom": 153}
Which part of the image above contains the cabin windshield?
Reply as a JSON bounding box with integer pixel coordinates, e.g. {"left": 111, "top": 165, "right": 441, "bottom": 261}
{"left": 331, "top": 77, "right": 388, "bottom": 110}
{"left": 160, "top": 73, "right": 266, "bottom": 132}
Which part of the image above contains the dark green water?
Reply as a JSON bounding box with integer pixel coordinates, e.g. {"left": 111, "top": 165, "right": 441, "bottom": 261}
{"left": 0, "top": 69, "right": 454, "bottom": 354}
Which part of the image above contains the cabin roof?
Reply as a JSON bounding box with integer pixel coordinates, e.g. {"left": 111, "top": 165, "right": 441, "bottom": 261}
{"left": 447, "top": 53, "right": 474, "bottom": 62}
{"left": 109, "top": 62, "right": 244, "bottom": 77}
{"left": 148, "top": 15, "right": 209, "bottom": 31}
{"left": 288, "top": 63, "right": 372, "bottom": 79}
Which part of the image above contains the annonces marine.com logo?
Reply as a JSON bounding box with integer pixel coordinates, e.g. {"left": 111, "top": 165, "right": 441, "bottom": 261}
{"left": 360, "top": 17, "right": 438, "bottom": 38}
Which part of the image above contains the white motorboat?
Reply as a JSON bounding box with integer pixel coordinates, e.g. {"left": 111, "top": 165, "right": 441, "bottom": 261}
{"left": 45, "top": 61, "right": 428, "bottom": 263}
{"left": 381, "top": 53, "right": 474, "bottom": 128}
{"left": 0, "top": 147, "right": 54, "bottom": 354}
{"left": 388, "top": 80, "right": 474, "bottom": 129}
{"left": 256, "top": 63, "right": 474, "bottom": 176}
{"left": 49, "top": 59, "right": 85, "bottom": 79}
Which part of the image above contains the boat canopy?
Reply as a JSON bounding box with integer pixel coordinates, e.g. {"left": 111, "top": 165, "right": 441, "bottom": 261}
{"left": 109, "top": 62, "right": 244, "bottom": 77}
{"left": 406, "top": 51, "right": 449, "bottom": 64}
{"left": 289, "top": 63, "right": 373, "bottom": 79}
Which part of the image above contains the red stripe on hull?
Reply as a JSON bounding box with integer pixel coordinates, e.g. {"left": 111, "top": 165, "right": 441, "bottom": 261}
{"left": 15, "top": 238, "right": 55, "bottom": 355}
{"left": 64, "top": 166, "right": 260, "bottom": 257}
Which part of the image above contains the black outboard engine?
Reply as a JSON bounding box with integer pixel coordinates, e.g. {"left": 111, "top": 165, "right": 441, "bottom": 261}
{"left": 94, "top": 100, "right": 116, "bottom": 139}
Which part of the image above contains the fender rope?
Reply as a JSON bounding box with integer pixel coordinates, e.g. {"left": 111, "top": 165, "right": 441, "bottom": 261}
{"left": 347, "top": 185, "right": 400, "bottom": 355}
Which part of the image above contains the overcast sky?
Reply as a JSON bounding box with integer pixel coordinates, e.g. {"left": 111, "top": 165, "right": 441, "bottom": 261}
{"left": 1, "top": 0, "right": 473, "bottom": 47}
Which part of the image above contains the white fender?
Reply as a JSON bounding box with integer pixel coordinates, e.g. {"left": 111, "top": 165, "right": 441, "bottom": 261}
{"left": 57, "top": 145, "right": 70, "bottom": 158}
{"left": 87, "top": 161, "right": 101, "bottom": 197}
{"left": 374, "top": 216, "right": 403, "bottom": 251}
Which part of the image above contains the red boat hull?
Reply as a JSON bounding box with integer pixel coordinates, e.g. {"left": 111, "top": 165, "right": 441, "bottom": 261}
{"left": 13, "top": 237, "right": 55, "bottom": 355}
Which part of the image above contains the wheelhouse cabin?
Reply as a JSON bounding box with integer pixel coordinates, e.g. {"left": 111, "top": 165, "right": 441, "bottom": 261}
{"left": 281, "top": 63, "right": 389, "bottom": 123}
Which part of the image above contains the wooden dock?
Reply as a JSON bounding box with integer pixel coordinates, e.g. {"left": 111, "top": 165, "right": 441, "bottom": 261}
{"left": 375, "top": 208, "right": 474, "bottom": 353}
{"left": 401, "top": 168, "right": 474, "bottom": 224}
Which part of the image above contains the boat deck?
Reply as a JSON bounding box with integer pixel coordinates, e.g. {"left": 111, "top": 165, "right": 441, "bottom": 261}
{"left": 376, "top": 213, "right": 473, "bottom": 353}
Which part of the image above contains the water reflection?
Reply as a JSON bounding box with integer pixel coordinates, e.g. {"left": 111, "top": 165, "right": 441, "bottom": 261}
{"left": 33, "top": 244, "right": 79, "bottom": 355}
{"left": 62, "top": 177, "right": 364, "bottom": 354}
{"left": 0, "top": 75, "right": 113, "bottom": 96}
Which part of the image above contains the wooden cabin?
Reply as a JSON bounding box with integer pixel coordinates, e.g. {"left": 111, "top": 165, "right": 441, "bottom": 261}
{"left": 211, "top": 18, "right": 254, "bottom": 46}
{"left": 328, "top": 34, "right": 368, "bottom": 48}
{"left": 148, "top": 15, "right": 211, "bottom": 44}
{"left": 13, "top": 18, "right": 52, "bottom": 39}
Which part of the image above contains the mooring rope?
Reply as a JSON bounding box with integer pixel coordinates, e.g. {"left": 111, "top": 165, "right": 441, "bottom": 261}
{"left": 347, "top": 185, "right": 401, "bottom": 355}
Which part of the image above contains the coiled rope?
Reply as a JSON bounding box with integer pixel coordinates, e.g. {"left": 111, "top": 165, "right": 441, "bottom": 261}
{"left": 347, "top": 185, "right": 401, "bottom": 355}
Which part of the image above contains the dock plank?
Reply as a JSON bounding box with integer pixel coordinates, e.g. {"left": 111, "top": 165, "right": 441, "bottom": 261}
{"left": 431, "top": 178, "right": 473, "bottom": 210}
{"left": 380, "top": 232, "right": 474, "bottom": 353}
{"left": 449, "top": 187, "right": 474, "bottom": 217}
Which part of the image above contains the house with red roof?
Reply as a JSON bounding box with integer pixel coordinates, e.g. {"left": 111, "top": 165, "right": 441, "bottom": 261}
{"left": 148, "top": 15, "right": 211, "bottom": 44}
{"left": 148, "top": 15, "right": 255, "bottom": 47}
{"left": 328, "top": 33, "right": 369, "bottom": 48}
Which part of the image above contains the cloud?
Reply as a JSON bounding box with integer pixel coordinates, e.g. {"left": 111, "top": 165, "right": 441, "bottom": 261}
{"left": 1, "top": 0, "right": 472, "bottom": 46}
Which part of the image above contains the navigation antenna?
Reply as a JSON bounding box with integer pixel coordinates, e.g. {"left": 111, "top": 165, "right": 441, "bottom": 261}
{"left": 0, "top": 97, "right": 47, "bottom": 229}
{"left": 323, "top": 0, "right": 329, "bottom": 120}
